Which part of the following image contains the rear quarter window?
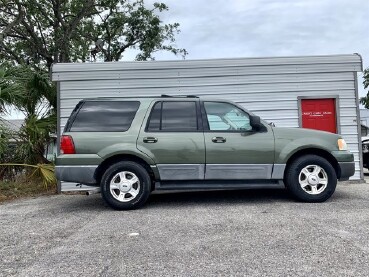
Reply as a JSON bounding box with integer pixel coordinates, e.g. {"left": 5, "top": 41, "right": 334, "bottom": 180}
{"left": 68, "top": 101, "right": 140, "bottom": 132}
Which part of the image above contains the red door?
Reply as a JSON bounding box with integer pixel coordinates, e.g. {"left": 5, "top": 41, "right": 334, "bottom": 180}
{"left": 301, "top": 98, "right": 337, "bottom": 133}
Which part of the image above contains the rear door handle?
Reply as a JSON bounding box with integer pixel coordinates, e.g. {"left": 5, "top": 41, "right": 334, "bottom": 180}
{"left": 212, "top": 137, "right": 226, "bottom": 143}
{"left": 143, "top": 137, "right": 158, "bottom": 143}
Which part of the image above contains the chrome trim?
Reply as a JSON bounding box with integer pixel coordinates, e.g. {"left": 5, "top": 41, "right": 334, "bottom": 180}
{"left": 157, "top": 164, "right": 205, "bottom": 180}
{"left": 271, "top": 164, "right": 286, "bottom": 179}
{"left": 55, "top": 165, "right": 98, "bottom": 185}
{"left": 205, "top": 164, "right": 273, "bottom": 180}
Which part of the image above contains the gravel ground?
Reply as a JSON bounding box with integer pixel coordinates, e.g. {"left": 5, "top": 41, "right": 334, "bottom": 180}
{"left": 1, "top": 183, "right": 369, "bottom": 277}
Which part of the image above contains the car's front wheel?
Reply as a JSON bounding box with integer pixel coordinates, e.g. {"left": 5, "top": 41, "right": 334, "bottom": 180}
{"left": 100, "top": 161, "right": 151, "bottom": 210}
{"left": 285, "top": 154, "right": 337, "bottom": 202}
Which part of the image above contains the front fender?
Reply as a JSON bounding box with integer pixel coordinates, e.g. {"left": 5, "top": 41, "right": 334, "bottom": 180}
{"left": 275, "top": 137, "right": 338, "bottom": 164}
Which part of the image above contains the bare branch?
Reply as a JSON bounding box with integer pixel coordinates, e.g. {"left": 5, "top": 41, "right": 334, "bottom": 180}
{"left": 115, "top": 40, "right": 140, "bottom": 61}
{"left": 51, "top": 0, "right": 66, "bottom": 29}
{"left": 35, "top": 18, "right": 47, "bottom": 50}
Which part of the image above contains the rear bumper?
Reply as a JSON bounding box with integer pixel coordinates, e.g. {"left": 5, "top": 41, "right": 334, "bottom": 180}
{"left": 55, "top": 165, "right": 98, "bottom": 185}
{"left": 338, "top": 162, "right": 355, "bottom": 181}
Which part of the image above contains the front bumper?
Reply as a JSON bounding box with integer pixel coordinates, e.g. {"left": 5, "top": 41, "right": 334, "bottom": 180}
{"left": 337, "top": 162, "right": 355, "bottom": 181}
{"left": 55, "top": 165, "right": 98, "bottom": 185}
{"left": 330, "top": 150, "right": 355, "bottom": 181}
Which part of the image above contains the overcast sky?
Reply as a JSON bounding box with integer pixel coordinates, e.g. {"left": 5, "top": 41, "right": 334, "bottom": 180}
{"left": 5, "top": 0, "right": 369, "bottom": 119}
{"left": 141, "top": 0, "right": 368, "bottom": 94}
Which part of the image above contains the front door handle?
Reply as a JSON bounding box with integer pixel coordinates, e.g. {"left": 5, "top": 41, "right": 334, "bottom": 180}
{"left": 212, "top": 137, "right": 226, "bottom": 143}
{"left": 143, "top": 137, "right": 158, "bottom": 143}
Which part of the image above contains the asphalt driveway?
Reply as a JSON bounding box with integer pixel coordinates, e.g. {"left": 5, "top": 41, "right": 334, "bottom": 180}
{"left": 1, "top": 183, "right": 369, "bottom": 277}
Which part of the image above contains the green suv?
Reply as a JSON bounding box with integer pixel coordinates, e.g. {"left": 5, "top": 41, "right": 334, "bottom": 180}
{"left": 56, "top": 95, "right": 355, "bottom": 210}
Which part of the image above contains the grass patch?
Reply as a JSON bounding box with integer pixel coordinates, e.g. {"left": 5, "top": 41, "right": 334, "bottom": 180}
{"left": 0, "top": 179, "right": 56, "bottom": 203}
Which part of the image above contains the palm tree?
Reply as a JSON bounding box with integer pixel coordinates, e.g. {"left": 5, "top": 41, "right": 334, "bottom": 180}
{"left": 0, "top": 66, "right": 23, "bottom": 115}
{"left": 0, "top": 65, "right": 57, "bottom": 187}
{"left": 0, "top": 65, "right": 57, "bottom": 164}
{"left": 15, "top": 68, "right": 57, "bottom": 164}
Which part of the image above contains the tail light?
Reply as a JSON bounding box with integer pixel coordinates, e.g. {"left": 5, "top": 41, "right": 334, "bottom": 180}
{"left": 60, "top": 135, "right": 75, "bottom": 154}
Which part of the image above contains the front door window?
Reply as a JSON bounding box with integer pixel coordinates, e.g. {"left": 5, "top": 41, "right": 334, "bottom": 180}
{"left": 204, "top": 102, "right": 252, "bottom": 132}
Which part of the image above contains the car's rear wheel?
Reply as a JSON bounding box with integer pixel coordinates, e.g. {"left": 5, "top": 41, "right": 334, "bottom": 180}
{"left": 285, "top": 154, "right": 337, "bottom": 202}
{"left": 101, "top": 161, "right": 151, "bottom": 210}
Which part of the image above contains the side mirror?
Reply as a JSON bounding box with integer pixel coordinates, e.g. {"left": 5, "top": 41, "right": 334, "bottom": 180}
{"left": 250, "top": 115, "right": 265, "bottom": 131}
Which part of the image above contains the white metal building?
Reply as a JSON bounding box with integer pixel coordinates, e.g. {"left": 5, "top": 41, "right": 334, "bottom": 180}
{"left": 52, "top": 54, "right": 363, "bottom": 182}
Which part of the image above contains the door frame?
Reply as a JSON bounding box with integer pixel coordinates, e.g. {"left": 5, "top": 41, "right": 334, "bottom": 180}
{"left": 297, "top": 95, "right": 341, "bottom": 134}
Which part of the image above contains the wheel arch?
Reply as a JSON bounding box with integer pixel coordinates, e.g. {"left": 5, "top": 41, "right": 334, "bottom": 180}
{"left": 94, "top": 154, "right": 157, "bottom": 189}
{"left": 284, "top": 148, "right": 340, "bottom": 179}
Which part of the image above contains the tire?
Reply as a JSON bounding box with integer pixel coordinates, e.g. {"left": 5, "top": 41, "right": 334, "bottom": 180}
{"left": 284, "top": 154, "right": 337, "bottom": 202}
{"left": 100, "top": 161, "right": 151, "bottom": 210}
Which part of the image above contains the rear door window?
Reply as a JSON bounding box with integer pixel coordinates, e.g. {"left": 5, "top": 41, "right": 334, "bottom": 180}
{"left": 146, "top": 101, "right": 198, "bottom": 131}
{"left": 69, "top": 101, "right": 140, "bottom": 132}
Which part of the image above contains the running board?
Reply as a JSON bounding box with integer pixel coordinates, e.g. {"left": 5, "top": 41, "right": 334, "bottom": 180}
{"left": 155, "top": 180, "right": 284, "bottom": 190}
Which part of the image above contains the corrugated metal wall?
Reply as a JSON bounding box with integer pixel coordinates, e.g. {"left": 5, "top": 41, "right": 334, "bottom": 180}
{"left": 52, "top": 54, "right": 363, "bottom": 180}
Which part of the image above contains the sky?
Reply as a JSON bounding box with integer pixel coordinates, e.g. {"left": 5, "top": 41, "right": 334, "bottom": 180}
{"left": 5, "top": 0, "right": 369, "bottom": 119}
{"left": 140, "top": 0, "right": 368, "bottom": 94}
{"left": 145, "top": 0, "right": 368, "bottom": 61}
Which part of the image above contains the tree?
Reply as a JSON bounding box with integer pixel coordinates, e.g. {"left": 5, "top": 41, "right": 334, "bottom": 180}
{"left": 14, "top": 68, "right": 56, "bottom": 164}
{"left": 0, "top": 66, "right": 23, "bottom": 115}
{"left": 0, "top": 0, "right": 187, "bottom": 71}
{"left": 360, "top": 68, "right": 369, "bottom": 108}
{"left": 0, "top": 66, "right": 56, "bottom": 164}
{"left": 90, "top": 1, "right": 187, "bottom": 61}
{"left": 0, "top": 0, "right": 186, "bottom": 167}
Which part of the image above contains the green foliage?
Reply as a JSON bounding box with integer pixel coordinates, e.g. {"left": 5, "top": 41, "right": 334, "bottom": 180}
{"left": 0, "top": 66, "right": 24, "bottom": 114}
{"left": 17, "top": 114, "right": 56, "bottom": 164}
{"left": 360, "top": 68, "right": 369, "bottom": 108}
{"left": 0, "top": 0, "right": 185, "bottom": 190}
{"left": 0, "top": 65, "right": 56, "bottom": 164}
{"left": 0, "top": 121, "right": 11, "bottom": 159}
{"left": 14, "top": 67, "right": 56, "bottom": 117}
{"left": 91, "top": 0, "right": 187, "bottom": 61}
{"left": 0, "top": 0, "right": 187, "bottom": 70}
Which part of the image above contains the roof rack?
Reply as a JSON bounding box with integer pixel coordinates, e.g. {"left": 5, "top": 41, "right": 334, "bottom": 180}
{"left": 161, "top": 94, "right": 198, "bottom": 98}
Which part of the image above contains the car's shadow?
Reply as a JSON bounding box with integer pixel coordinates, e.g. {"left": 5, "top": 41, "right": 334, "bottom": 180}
{"left": 62, "top": 186, "right": 351, "bottom": 211}
{"left": 61, "top": 188, "right": 291, "bottom": 211}
{"left": 146, "top": 188, "right": 291, "bottom": 208}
